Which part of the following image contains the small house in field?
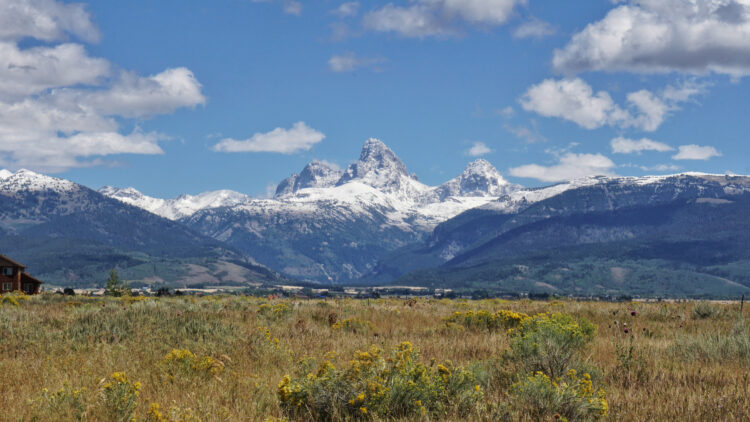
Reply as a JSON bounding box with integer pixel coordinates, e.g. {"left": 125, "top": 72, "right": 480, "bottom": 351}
{"left": 0, "top": 254, "right": 43, "bottom": 294}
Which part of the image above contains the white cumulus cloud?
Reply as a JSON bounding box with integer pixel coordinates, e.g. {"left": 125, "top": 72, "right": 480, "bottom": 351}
{"left": 0, "top": 0, "right": 100, "bottom": 42}
{"left": 520, "top": 78, "right": 705, "bottom": 132}
{"left": 0, "top": 0, "right": 205, "bottom": 172}
{"left": 519, "top": 78, "right": 623, "bottom": 130}
{"left": 70, "top": 68, "right": 205, "bottom": 118}
{"left": 672, "top": 144, "right": 722, "bottom": 160}
{"left": 553, "top": 0, "right": 750, "bottom": 77}
{"left": 212, "top": 122, "right": 326, "bottom": 154}
{"left": 0, "top": 42, "right": 109, "bottom": 99}
{"left": 510, "top": 152, "right": 617, "bottom": 182}
{"left": 610, "top": 136, "right": 673, "bottom": 154}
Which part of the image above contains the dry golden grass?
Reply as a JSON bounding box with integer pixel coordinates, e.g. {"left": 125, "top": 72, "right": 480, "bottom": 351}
{"left": 0, "top": 294, "right": 748, "bottom": 421}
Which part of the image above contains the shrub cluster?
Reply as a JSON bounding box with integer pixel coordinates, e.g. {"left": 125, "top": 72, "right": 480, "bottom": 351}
{"left": 277, "top": 311, "right": 607, "bottom": 421}
{"left": 32, "top": 384, "right": 87, "bottom": 421}
{"left": 278, "top": 342, "right": 484, "bottom": 420}
{"left": 331, "top": 318, "right": 373, "bottom": 334}
{"left": 671, "top": 318, "right": 750, "bottom": 363}
{"left": 510, "top": 370, "right": 608, "bottom": 421}
{"left": 691, "top": 302, "right": 725, "bottom": 320}
{"left": 161, "top": 348, "right": 225, "bottom": 380}
{"left": 487, "top": 312, "right": 607, "bottom": 421}
{"left": 258, "top": 303, "right": 292, "bottom": 320}
{"left": 443, "top": 309, "right": 529, "bottom": 331}
{"left": 101, "top": 372, "right": 141, "bottom": 422}
{"left": 507, "top": 313, "right": 597, "bottom": 379}
{"left": 0, "top": 292, "right": 30, "bottom": 307}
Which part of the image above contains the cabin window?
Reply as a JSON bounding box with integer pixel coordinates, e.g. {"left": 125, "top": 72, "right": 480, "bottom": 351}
{"left": 2, "top": 267, "right": 12, "bottom": 276}
{"left": 2, "top": 282, "right": 10, "bottom": 291}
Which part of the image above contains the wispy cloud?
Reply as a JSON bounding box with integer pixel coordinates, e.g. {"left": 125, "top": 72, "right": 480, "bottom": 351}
{"left": 466, "top": 141, "right": 492, "bottom": 157}
{"left": 504, "top": 120, "right": 546, "bottom": 144}
{"left": 328, "top": 53, "right": 385, "bottom": 72}
{"left": 363, "top": 0, "right": 525, "bottom": 38}
{"left": 331, "top": 2, "right": 360, "bottom": 18}
{"left": 212, "top": 122, "right": 325, "bottom": 154}
{"left": 252, "top": 0, "right": 302, "bottom": 16}
{"left": 672, "top": 144, "right": 722, "bottom": 160}
{"left": 513, "top": 17, "right": 555, "bottom": 39}
{"left": 510, "top": 152, "right": 617, "bottom": 182}
{"left": 610, "top": 137, "right": 673, "bottom": 154}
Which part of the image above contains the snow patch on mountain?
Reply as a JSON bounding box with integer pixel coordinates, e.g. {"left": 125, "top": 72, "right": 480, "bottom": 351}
{"left": 482, "top": 173, "right": 750, "bottom": 214}
{"left": 259, "top": 145, "right": 523, "bottom": 230}
{"left": 275, "top": 160, "right": 343, "bottom": 197}
{"left": 0, "top": 169, "right": 79, "bottom": 194}
{"left": 0, "top": 169, "right": 12, "bottom": 180}
{"left": 436, "top": 159, "right": 520, "bottom": 199}
{"left": 100, "top": 186, "right": 251, "bottom": 220}
{"left": 102, "top": 139, "right": 522, "bottom": 228}
{"left": 335, "top": 138, "right": 434, "bottom": 202}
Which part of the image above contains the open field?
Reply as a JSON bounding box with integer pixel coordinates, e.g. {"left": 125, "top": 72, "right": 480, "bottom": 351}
{"left": 1, "top": 294, "right": 748, "bottom": 421}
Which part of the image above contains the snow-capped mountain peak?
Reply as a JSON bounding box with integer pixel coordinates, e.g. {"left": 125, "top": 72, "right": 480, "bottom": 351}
{"left": 0, "top": 169, "right": 11, "bottom": 180}
{"left": 99, "top": 186, "right": 168, "bottom": 213}
{"left": 436, "top": 159, "right": 520, "bottom": 199}
{"left": 275, "top": 160, "right": 342, "bottom": 197}
{"left": 0, "top": 168, "right": 79, "bottom": 193}
{"left": 100, "top": 186, "right": 147, "bottom": 201}
{"left": 337, "top": 138, "right": 413, "bottom": 190}
{"left": 463, "top": 159, "right": 503, "bottom": 179}
{"left": 299, "top": 161, "right": 342, "bottom": 189}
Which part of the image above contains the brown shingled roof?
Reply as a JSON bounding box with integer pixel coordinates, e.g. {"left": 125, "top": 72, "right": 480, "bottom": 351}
{"left": 0, "top": 254, "right": 26, "bottom": 269}
{"left": 21, "top": 272, "right": 43, "bottom": 284}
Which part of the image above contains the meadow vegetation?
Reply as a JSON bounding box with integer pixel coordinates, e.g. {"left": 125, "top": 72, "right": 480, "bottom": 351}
{"left": 0, "top": 293, "right": 748, "bottom": 421}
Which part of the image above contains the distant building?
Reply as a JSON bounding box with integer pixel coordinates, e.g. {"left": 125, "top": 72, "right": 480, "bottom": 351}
{"left": 0, "top": 255, "right": 43, "bottom": 294}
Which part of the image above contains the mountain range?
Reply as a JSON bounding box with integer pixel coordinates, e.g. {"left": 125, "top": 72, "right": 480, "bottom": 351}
{"left": 102, "top": 139, "right": 518, "bottom": 282}
{"left": 0, "top": 169, "right": 280, "bottom": 287}
{"left": 374, "top": 174, "right": 750, "bottom": 297}
{"left": 2, "top": 139, "right": 750, "bottom": 297}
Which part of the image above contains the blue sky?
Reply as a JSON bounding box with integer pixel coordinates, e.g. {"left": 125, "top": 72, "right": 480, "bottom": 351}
{"left": 1, "top": 0, "right": 749, "bottom": 197}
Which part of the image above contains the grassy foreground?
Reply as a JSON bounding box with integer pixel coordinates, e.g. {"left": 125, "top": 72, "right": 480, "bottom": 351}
{"left": 0, "top": 294, "right": 748, "bottom": 421}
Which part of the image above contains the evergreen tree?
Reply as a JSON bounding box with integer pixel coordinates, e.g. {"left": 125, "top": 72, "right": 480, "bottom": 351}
{"left": 104, "top": 269, "right": 130, "bottom": 296}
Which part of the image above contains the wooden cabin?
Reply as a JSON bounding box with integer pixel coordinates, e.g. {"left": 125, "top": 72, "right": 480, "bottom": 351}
{"left": 0, "top": 255, "right": 43, "bottom": 294}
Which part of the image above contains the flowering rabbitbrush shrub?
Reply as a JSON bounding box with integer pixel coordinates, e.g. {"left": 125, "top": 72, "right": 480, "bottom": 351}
{"left": 100, "top": 372, "right": 141, "bottom": 422}
{"left": 161, "top": 348, "right": 225, "bottom": 380}
{"left": 258, "top": 303, "right": 292, "bottom": 320}
{"left": 444, "top": 309, "right": 529, "bottom": 332}
{"left": 510, "top": 370, "right": 608, "bottom": 421}
{"left": 507, "top": 313, "right": 596, "bottom": 379}
{"left": 31, "top": 384, "right": 88, "bottom": 421}
{"left": 278, "top": 342, "right": 483, "bottom": 420}
{"left": 0, "top": 292, "right": 30, "bottom": 307}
